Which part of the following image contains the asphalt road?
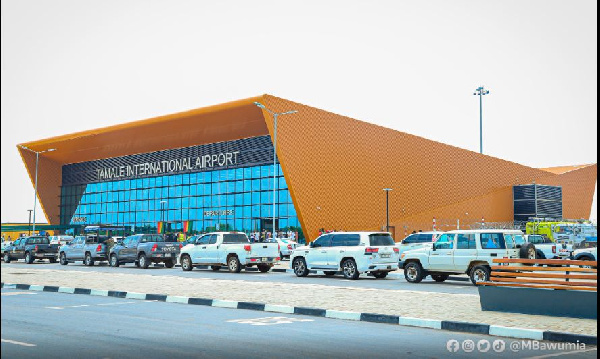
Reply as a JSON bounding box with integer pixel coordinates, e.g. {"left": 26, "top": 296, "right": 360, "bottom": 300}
{"left": 2, "top": 288, "right": 596, "bottom": 359}
{"left": 0, "top": 260, "right": 477, "bottom": 295}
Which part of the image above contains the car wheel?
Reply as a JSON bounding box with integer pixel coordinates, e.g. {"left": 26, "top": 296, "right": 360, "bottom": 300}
{"left": 3, "top": 252, "right": 11, "bottom": 263}
{"left": 373, "top": 272, "right": 388, "bottom": 279}
{"left": 431, "top": 274, "right": 449, "bottom": 282}
{"left": 84, "top": 253, "right": 95, "bottom": 266}
{"left": 579, "top": 257, "right": 596, "bottom": 269}
{"left": 257, "top": 264, "right": 271, "bottom": 273}
{"left": 292, "top": 257, "right": 309, "bottom": 277}
{"left": 404, "top": 262, "right": 425, "bottom": 283}
{"left": 211, "top": 265, "right": 221, "bottom": 271}
{"left": 342, "top": 259, "right": 360, "bottom": 280}
{"left": 181, "top": 255, "right": 192, "bottom": 271}
{"left": 228, "top": 256, "right": 242, "bottom": 273}
{"left": 25, "top": 252, "right": 34, "bottom": 264}
{"left": 470, "top": 265, "right": 491, "bottom": 285}
{"left": 324, "top": 271, "right": 336, "bottom": 276}
{"left": 59, "top": 253, "right": 68, "bottom": 265}
{"left": 138, "top": 254, "right": 150, "bottom": 269}
{"left": 164, "top": 259, "right": 175, "bottom": 268}
{"left": 110, "top": 254, "right": 120, "bottom": 267}
{"left": 519, "top": 244, "right": 537, "bottom": 259}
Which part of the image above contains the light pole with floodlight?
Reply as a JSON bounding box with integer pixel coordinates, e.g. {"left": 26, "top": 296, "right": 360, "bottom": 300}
{"left": 254, "top": 102, "right": 298, "bottom": 239}
{"left": 473, "top": 86, "right": 490, "bottom": 154}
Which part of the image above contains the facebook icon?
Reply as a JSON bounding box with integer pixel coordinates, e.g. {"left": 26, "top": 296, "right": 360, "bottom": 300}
{"left": 447, "top": 340, "right": 460, "bottom": 353}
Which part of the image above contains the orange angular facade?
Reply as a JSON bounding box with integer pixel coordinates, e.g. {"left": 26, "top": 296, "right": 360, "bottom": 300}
{"left": 18, "top": 95, "right": 597, "bottom": 241}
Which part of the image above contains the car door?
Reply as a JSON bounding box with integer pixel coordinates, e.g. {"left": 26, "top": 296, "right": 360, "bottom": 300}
{"left": 204, "top": 234, "right": 221, "bottom": 264}
{"left": 10, "top": 239, "right": 22, "bottom": 258}
{"left": 429, "top": 233, "right": 456, "bottom": 271}
{"left": 192, "top": 235, "right": 211, "bottom": 264}
{"left": 453, "top": 233, "right": 477, "bottom": 271}
{"left": 72, "top": 237, "right": 86, "bottom": 260}
{"left": 477, "top": 233, "right": 507, "bottom": 263}
{"left": 122, "top": 236, "right": 140, "bottom": 262}
{"left": 306, "top": 234, "right": 332, "bottom": 269}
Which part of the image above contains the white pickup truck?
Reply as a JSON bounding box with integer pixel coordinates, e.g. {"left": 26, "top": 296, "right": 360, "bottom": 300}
{"left": 180, "top": 232, "right": 280, "bottom": 273}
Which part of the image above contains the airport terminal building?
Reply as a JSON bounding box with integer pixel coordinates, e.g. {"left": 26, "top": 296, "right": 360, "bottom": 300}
{"left": 18, "top": 95, "right": 597, "bottom": 242}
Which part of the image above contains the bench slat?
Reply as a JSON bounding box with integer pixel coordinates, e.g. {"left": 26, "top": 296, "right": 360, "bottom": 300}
{"left": 478, "top": 282, "right": 597, "bottom": 291}
{"left": 490, "top": 272, "right": 597, "bottom": 280}
{"left": 492, "top": 258, "right": 597, "bottom": 266}
{"left": 490, "top": 276, "right": 597, "bottom": 287}
{"left": 491, "top": 266, "right": 597, "bottom": 273}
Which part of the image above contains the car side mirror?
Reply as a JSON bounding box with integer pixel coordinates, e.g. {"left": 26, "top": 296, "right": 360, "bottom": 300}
{"left": 309, "top": 242, "right": 315, "bottom": 248}
{"left": 432, "top": 243, "right": 437, "bottom": 251}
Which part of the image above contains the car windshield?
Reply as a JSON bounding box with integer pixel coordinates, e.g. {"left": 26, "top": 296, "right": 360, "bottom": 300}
{"left": 223, "top": 234, "right": 249, "bottom": 244}
{"left": 369, "top": 234, "right": 395, "bottom": 246}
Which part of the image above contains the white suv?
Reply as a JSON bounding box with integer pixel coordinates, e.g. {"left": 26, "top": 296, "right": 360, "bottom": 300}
{"left": 290, "top": 232, "right": 399, "bottom": 280}
{"left": 400, "top": 229, "right": 524, "bottom": 285}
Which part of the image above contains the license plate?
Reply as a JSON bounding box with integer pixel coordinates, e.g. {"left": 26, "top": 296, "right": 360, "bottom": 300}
{"left": 262, "top": 257, "right": 267, "bottom": 262}
{"left": 381, "top": 254, "right": 391, "bottom": 258}
{"left": 155, "top": 254, "right": 163, "bottom": 257}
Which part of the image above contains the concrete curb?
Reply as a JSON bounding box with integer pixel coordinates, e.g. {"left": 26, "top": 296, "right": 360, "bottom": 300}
{"left": 1, "top": 282, "right": 595, "bottom": 345}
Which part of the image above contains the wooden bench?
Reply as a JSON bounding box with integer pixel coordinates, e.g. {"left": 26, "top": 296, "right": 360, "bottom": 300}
{"left": 477, "top": 259, "right": 597, "bottom": 319}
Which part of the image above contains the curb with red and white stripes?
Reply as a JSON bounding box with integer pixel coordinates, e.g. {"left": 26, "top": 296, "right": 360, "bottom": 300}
{"left": 2, "top": 282, "right": 595, "bottom": 345}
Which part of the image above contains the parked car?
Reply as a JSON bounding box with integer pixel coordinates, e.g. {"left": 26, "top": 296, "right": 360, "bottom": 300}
{"left": 49, "top": 235, "right": 75, "bottom": 246}
{"left": 109, "top": 234, "right": 182, "bottom": 269}
{"left": 59, "top": 235, "right": 110, "bottom": 266}
{"left": 290, "top": 232, "right": 399, "bottom": 280}
{"left": 523, "top": 234, "right": 572, "bottom": 260}
{"left": 180, "top": 232, "right": 280, "bottom": 273}
{"left": 271, "top": 237, "right": 298, "bottom": 258}
{"left": 400, "top": 230, "right": 531, "bottom": 285}
{"left": 395, "top": 231, "right": 442, "bottom": 258}
{"left": 3, "top": 236, "right": 59, "bottom": 264}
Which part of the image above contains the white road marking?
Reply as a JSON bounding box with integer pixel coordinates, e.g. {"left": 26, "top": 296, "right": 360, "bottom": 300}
{"left": 97, "top": 301, "right": 137, "bottom": 306}
{"left": 1, "top": 339, "right": 37, "bottom": 347}
{"left": 1, "top": 292, "right": 37, "bottom": 296}
{"left": 228, "top": 316, "right": 314, "bottom": 326}
{"left": 526, "top": 348, "right": 597, "bottom": 359}
{"left": 46, "top": 302, "right": 136, "bottom": 310}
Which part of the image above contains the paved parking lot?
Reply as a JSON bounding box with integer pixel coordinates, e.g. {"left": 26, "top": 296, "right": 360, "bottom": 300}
{"left": 2, "top": 288, "right": 596, "bottom": 359}
{"left": 0, "top": 260, "right": 476, "bottom": 295}
{"left": 1, "top": 261, "right": 597, "bottom": 336}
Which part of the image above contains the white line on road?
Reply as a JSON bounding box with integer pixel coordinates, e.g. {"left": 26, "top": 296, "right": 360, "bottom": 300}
{"left": 526, "top": 348, "right": 597, "bottom": 359}
{"left": 1, "top": 292, "right": 37, "bottom": 296}
{"left": 97, "top": 301, "right": 137, "bottom": 306}
{"left": 1, "top": 339, "right": 37, "bottom": 347}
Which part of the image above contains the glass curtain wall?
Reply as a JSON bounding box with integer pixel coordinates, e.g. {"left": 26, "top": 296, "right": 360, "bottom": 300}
{"left": 60, "top": 164, "right": 302, "bottom": 239}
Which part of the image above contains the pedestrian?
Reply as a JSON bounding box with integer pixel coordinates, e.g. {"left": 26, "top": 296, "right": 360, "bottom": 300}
{"left": 106, "top": 236, "right": 115, "bottom": 258}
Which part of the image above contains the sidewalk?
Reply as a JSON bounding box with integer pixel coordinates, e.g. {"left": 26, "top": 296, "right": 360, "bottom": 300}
{"left": 1, "top": 266, "right": 596, "bottom": 336}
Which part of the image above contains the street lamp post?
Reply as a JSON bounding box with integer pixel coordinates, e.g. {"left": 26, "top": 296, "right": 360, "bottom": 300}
{"left": 383, "top": 188, "right": 393, "bottom": 232}
{"left": 473, "top": 86, "right": 490, "bottom": 154}
{"left": 254, "top": 102, "right": 298, "bottom": 239}
{"left": 27, "top": 209, "right": 33, "bottom": 235}
{"left": 19, "top": 146, "right": 56, "bottom": 235}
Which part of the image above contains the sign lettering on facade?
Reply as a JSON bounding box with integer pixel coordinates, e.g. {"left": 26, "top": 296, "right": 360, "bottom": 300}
{"left": 203, "top": 210, "right": 234, "bottom": 217}
{"left": 96, "top": 152, "right": 240, "bottom": 181}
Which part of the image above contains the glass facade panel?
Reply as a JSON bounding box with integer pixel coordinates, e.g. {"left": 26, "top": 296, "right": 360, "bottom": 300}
{"left": 61, "top": 162, "right": 302, "bottom": 240}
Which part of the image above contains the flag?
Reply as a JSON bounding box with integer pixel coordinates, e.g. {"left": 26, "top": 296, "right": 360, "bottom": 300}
{"left": 157, "top": 221, "right": 163, "bottom": 234}
{"left": 183, "top": 221, "right": 190, "bottom": 233}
